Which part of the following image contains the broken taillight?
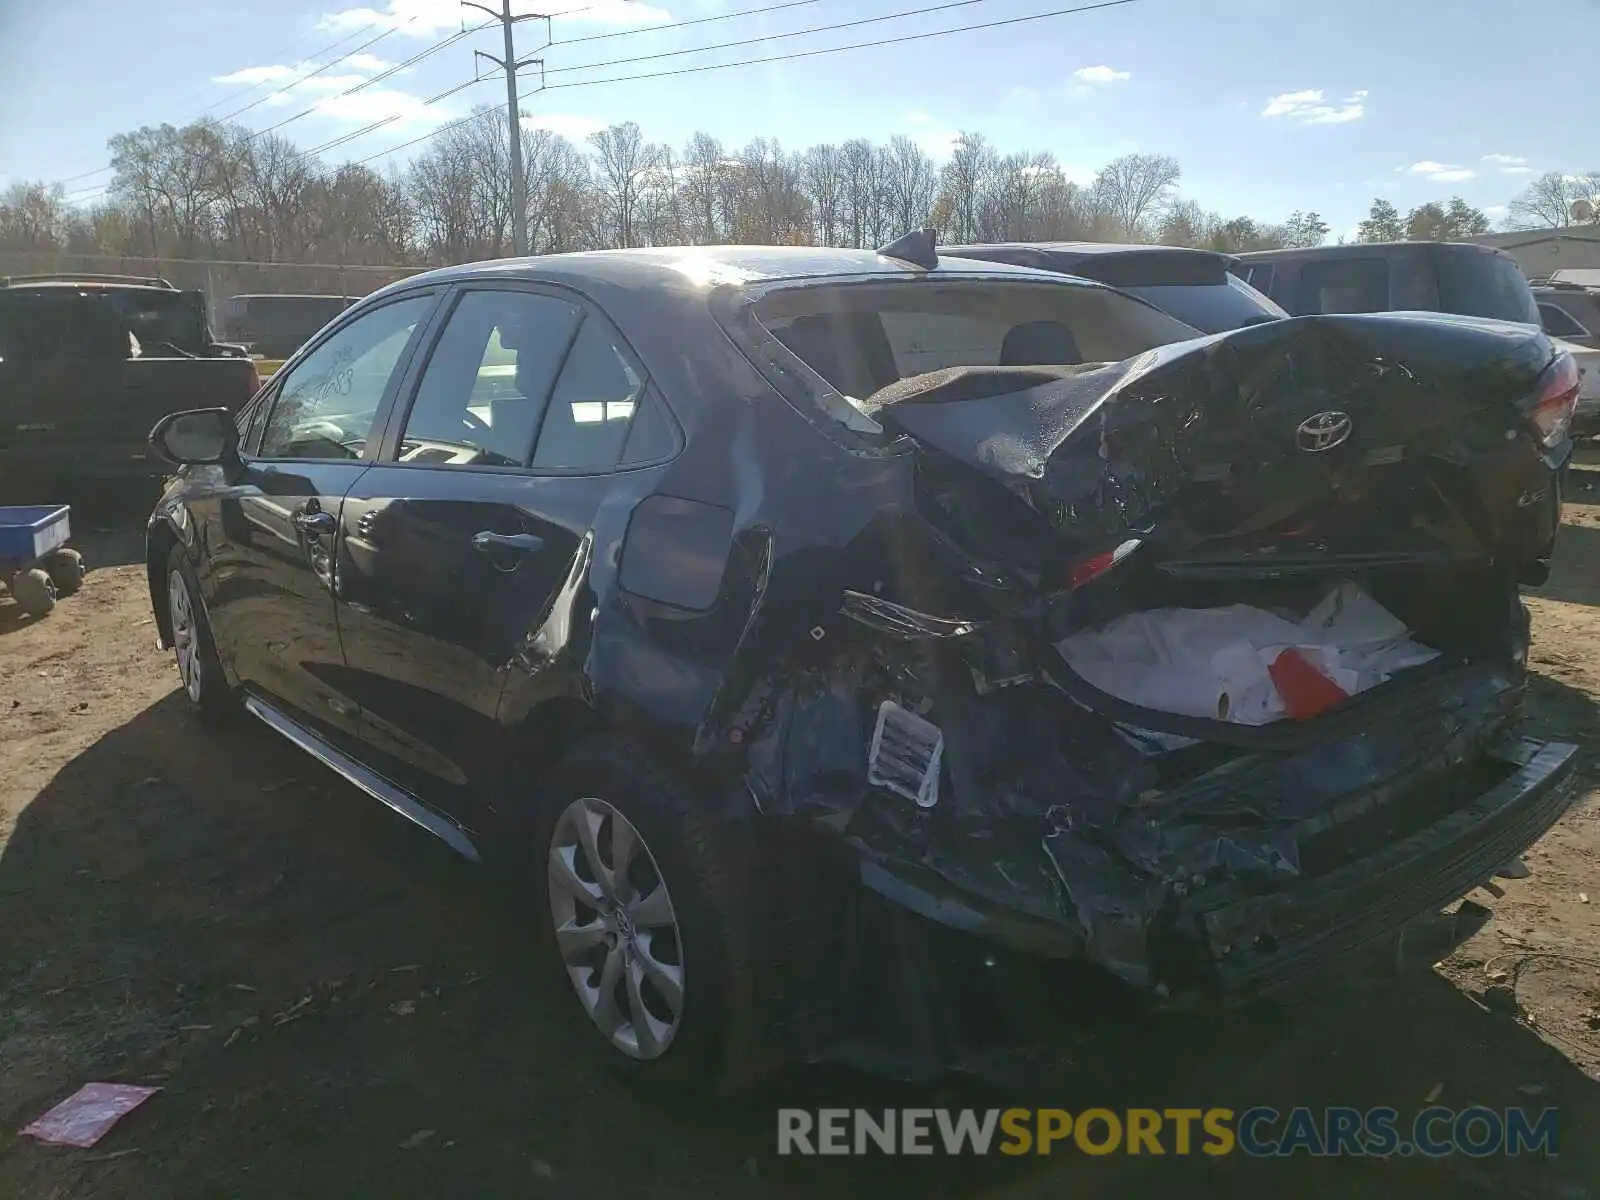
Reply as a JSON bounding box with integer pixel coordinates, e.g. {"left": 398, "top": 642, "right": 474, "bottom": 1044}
{"left": 1525, "top": 352, "right": 1579, "bottom": 448}
{"left": 1065, "top": 538, "right": 1142, "bottom": 589}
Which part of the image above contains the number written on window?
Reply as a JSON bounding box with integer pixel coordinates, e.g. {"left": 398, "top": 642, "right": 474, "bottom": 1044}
{"left": 258, "top": 295, "right": 433, "bottom": 460}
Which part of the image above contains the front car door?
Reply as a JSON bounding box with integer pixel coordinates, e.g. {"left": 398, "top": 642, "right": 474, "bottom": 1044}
{"left": 332, "top": 284, "right": 675, "bottom": 830}
{"left": 199, "top": 291, "right": 440, "bottom": 737}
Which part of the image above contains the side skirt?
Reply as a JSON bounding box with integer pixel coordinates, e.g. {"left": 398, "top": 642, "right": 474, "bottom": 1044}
{"left": 242, "top": 694, "right": 483, "bottom": 864}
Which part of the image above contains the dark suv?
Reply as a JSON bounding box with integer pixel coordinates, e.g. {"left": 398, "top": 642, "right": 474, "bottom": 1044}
{"left": 145, "top": 244, "right": 1578, "bottom": 1088}
{"left": 945, "top": 241, "right": 1288, "bottom": 333}
{"left": 1235, "top": 241, "right": 1541, "bottom": 324}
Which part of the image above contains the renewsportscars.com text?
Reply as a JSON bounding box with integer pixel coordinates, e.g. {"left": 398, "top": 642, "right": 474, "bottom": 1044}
{"left": 777, "top": 1106, "right": 1558, "bottom": 1158}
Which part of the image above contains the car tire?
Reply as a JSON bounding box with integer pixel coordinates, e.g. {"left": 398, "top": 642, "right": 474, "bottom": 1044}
{"left": 165, "top": 545, "right": 236, "bottom": 725}
{"left": 530, "top": 734, "right": 753, "bottom": 1094}
{"left": 43, "top": 548, "right": 85, "bottom": 597}
{"left": 11, "top": 568, "right": 57, "bottom": 617}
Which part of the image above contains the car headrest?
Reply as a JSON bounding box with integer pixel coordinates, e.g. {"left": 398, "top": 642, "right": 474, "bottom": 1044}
{"left": 1000, "top": 320, "right": 1082, "bottom": 366}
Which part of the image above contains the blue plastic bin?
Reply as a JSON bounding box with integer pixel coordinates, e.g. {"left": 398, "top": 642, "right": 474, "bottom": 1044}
{"left": 0, "top": 506, "right": 72, "bottom": 567}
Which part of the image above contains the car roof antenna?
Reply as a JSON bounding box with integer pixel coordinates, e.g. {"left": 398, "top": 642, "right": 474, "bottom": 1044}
{"left": 877, "top": 227, "right": 940, "bottom": 271}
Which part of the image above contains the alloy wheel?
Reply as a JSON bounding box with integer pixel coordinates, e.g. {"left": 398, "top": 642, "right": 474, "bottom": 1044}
{"left": 168, "top": 570, "right": 203, "bottom": 703}
{"left": 547, "top": 796, "right": 685, "bottom": 1060}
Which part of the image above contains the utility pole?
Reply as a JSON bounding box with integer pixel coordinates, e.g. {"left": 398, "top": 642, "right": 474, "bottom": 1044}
{"left": 464, "top": 0, "right": 547, "bottom": 257}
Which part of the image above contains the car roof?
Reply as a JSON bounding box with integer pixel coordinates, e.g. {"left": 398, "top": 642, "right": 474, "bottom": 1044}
{"left": 0, "top": 281, "right": 179, "bottom": 295}
{"left": 1237, "top": 241, "right": 1518, "bottom": 263}
{"left": 225, "top": 293, "right": 355, "bottom": 301}
{"left": 946, "top": 240, "right": 1235, "bottom": 263}
{"left": 380, "top": 244, "right": 1075, "bottom": 300}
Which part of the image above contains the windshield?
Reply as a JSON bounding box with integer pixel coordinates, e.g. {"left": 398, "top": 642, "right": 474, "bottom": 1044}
{"left": 1432, "top": 248, "right": 1540, "bottom": 325}
{"left": 1121, "top": 274, "right": 1288, "bottom": 333}
{"left": 0, "top": 287, "right": 204, "bottom": 358}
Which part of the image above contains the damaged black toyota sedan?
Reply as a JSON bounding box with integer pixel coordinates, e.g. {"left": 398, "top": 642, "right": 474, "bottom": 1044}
{"left": 144, "top": 240, "right": 1581, "bottom": 1088}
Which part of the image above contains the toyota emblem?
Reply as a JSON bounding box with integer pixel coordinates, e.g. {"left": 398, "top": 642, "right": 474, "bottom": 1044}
{"left": 1296, "top": 410, "right": 1353, "bottom": 453}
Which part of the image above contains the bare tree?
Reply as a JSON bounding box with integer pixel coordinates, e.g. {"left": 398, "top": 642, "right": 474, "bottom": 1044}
{"left": 1509, "top": 170, "right": 1600, "bottom": 229}
{"left": 589, "top": 122, "right": 663, "bottom": 248}
{"left": 1088, "top": 153, "right": 1181, "bottom": 240}
{"left": 840, "top": 138, "right": 889, "bottom": 249}
{"left": 0, "top": 181, "right": 68, "bottom": 250}
{"left": 522, "top": 127, "right": 591, "bottom": 253}
{"left": 678, "top": 132, "right": 727, "bottom": 244}
{"left": 881, "top": 135, "right": 938, "bottom": 237}
{"left": 935, "top": 132, "right": 998, "bottom": 245}
{"left": 1157, "top": 198, "right": 1215, "bottom": 247}
{"left": 107, "top": 123, "right": 230, "bottom": 255}
{"left": 800, "top": 144, "right": 847, "bottom": 247}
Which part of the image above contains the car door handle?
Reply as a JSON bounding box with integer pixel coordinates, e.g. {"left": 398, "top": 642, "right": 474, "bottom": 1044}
{"left": 293, "top": 509, "right": 337, "bottom": 536}
{"left": 472, "top": 531, "right": 544, "bottom": 555}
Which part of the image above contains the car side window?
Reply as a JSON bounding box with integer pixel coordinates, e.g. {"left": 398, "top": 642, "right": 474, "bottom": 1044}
{"left": 1241, "top": 263, "right": 1275, "bottom": 294}
{"left": 396, "top": 290, "right": 581, "bottom": 467}
{"left": 530, "top": 317, "right": 648, "bottom": 471}
{"left": 1296, "top": 259, "right": 1389, "bottom": 315}
{"left": 258, "top": 295, "right": 434, "bottom": 460}
{"left": 1539, "top": 302, "right": 1588, "bottom": 339}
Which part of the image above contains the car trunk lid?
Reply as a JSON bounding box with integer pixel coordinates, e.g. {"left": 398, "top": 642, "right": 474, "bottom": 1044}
{"left": 875, "top": 312, "right": 1564, "bottom": 582}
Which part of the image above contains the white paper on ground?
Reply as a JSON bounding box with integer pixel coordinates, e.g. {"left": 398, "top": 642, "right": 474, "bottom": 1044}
{"left": 20, "top": 1083, "right": 160, "bottom": 1148}
{"left": 1057, "top": 582, "right": 1440, "bottom": 726}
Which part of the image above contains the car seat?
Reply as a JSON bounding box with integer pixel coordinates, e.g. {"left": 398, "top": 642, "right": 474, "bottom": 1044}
{"left": 999, "top": 320, "right": 1083, "bottom": 366}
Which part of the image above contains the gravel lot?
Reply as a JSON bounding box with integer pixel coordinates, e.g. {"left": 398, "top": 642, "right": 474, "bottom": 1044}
{"left": 2, "top": 457, "right": 1599, "bottom": 1199}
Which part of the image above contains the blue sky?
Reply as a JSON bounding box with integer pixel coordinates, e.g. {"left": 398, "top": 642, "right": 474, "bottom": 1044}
{"left": 2, "top": 0, "right": 1595, "bottom": 236}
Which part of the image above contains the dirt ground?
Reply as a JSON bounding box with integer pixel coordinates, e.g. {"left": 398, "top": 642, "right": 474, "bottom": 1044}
{"left": 2, "top": 460, "right": 1599, "bottom": 1199}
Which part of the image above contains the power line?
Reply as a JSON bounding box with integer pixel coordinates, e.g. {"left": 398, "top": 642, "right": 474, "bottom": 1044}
{"left": 73, "top": 0, "right": 1138, "bottom": 190}
{"left": 352, "top": 106, "right": 504, "bottom": 167}
{"left": 210, "top": 21, "right": 416, "bottom": 125}
{"left": 543, "top": 0, "right": 1138, "bottom": 90}
{"left": 55, "top": 19, "right": 483, "bottom": 199}
{"left": 544, "top": 0, "right": 1000, "bottom": 74}
{"left": 552, "top": 0, "right": 828, "bottom": 45}
{"left": 195, "top": 20, "right": 390, "bottom": 118}
{"left": 240, "top": 23, "right": 491, "bottom": 148}
{"left": 352, "top": 0, "right": 1135, "bottom": 164}
{"left": 300, "top": 77, "right": 492, "bottom": 159}
{"left": 49, "top": 20, "right": 391, "bottom": 186}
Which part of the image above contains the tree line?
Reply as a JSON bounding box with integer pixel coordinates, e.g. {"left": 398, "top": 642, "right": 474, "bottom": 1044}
{"left": 2, "top": 108, "right": 1589, "bottom": 269}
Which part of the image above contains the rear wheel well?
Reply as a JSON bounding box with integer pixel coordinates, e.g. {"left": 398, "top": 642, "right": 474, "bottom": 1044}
{"left": 147, "top": 524, "right": 179, "bottom": 647}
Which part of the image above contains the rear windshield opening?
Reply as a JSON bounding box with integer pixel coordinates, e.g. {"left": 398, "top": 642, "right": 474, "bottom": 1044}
{"left": 742, "top": 279, "right": 1197, "bottom": 421}
{"left": 1431, "top": 249, "right": 1540, "bottom": 325}
{"left": 1119, "top": 275, "right": 1288, "bottom": 334}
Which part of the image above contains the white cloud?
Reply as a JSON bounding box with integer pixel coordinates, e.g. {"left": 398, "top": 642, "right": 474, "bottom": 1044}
{"left": 1074, "top": 64, "right": 1131, "bottom": 84}
{"left": 1482, "top": 153, "right": 1535, "bottom": 176}
{"left": 902, "top": 110, "right": 961, "bottom": 157}
{"left": 1404, "top": 160, "right": 1477, "bottom": 182}
{"left": 320, "top": 0, "right": 668, "bottom": 36}
{"left": 211, "top": 53, "right": 442, "bottom": 126}
{"left": 522, "top": 113, "right": 608, "bottom": 140}
{"left": 212, "top": 64, "right": 297, "bottom": 85}
{"left": 1261, "top": 87, "right": 1367, "bottom": 124}
{"left": 1484, "top": 204, "right": 1509, "bottom": 218}
{"left": 313, "top": 87, "right": 450, "bottom": 125}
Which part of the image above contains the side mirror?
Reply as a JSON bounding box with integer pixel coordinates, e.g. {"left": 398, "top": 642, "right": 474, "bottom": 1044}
{"left": 149, "top": 407, "right": 241, "bottom": 467}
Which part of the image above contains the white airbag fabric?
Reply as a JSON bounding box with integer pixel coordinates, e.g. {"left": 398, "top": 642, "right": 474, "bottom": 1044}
{"left": 1056, "top": 582, "right": 1441, "bottom": 725}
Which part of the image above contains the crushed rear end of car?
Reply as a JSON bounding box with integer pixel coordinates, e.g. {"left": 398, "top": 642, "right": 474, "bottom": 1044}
{"left": 707, "top": 299, "right": 1580, "bottom": 1075}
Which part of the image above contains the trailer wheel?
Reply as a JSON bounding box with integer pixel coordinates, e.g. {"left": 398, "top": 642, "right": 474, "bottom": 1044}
{"left": 43, "top": 549, "right": 85, "bottom": 597}
{"left": 11, "top": 568, "right": 57, "bottom": 617}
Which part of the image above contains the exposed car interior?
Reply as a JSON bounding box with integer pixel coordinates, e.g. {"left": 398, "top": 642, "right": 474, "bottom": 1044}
{"left": 758, "top": 279, "right": 1191, "bottom": 406}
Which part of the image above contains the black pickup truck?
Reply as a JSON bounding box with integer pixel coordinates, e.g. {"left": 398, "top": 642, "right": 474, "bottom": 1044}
{"left": 0, "top": 274, "right": 262, "bottom": 498}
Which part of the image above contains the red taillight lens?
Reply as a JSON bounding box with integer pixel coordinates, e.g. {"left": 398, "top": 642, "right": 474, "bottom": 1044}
{"left": 1064, "top": 538, "right": 1142, "bottom": 590}
{"left": 1527, "top": 352, "right": 1579, "bottom": 447}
